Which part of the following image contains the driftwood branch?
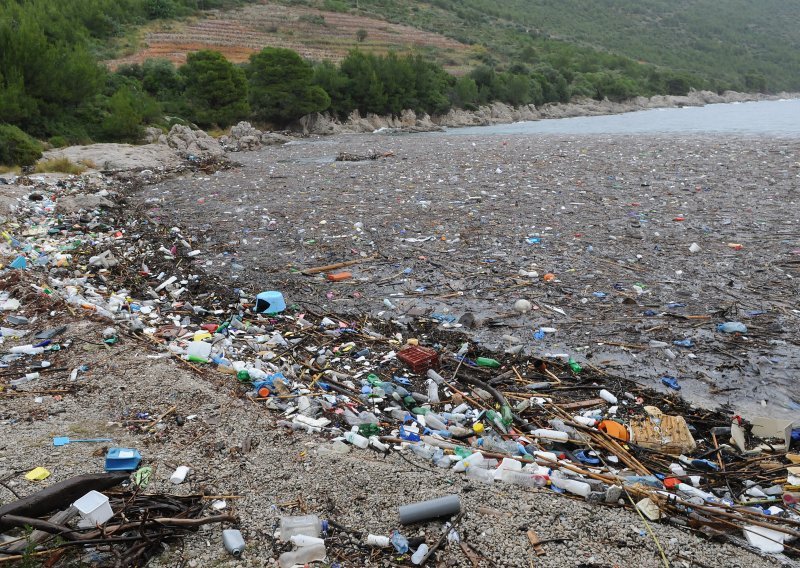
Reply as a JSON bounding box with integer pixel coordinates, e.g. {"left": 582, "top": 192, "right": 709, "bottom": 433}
{"left": 0, "top": 473, "right": 129, "bottom": 531}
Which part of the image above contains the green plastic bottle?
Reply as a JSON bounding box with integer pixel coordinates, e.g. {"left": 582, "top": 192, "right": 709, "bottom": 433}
{"left": 568, "top": 358, "right": 582, "bottom": 373}
{"left": 476, "top": 357, "right": 500, "bottom": 368}
{"left": 500, "top": 405, "right": 513, "bottom": 427}
{"left": 358, "top": 423, "right": 381, "bottom": 437}
{"left": 236, "top": 370, "right": 250, "bottom": 382}
{"left": 367, "top": 373, "right": 382, "bottom": 386}
{"left": 453, "top": 446, "right": 472, "bottom": 459}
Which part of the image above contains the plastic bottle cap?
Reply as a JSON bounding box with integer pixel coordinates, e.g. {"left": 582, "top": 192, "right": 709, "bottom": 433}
{"left": 258, "top": 387, "right": 270, "bottom": 397}
{"left": 473, "top": 423, "right": 484, "bottom": 434}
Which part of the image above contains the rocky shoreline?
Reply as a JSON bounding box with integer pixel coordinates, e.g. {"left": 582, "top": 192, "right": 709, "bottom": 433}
{"left": 295, "top": 90, "right": 798, "bottom": 135}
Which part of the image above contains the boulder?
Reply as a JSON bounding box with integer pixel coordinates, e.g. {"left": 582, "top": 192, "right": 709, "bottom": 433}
{"left": 164, "top": 125, "right": 224, "bottom": 159}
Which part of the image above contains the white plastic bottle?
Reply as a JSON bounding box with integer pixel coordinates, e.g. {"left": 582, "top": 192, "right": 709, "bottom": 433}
{"left": 532, "top": 429, "right": 569, "bottom": 442}
{"left": 500, "top": 469, "right": 549, "bottom": 488}
{"left": 452, "top": 451, "right": 484, "bottom": 473}
{"left": 278, "top": 543, "right": 326, "bottom": 568}
{"left": 599, "top": 389, "right": 617, "bottom": 404}
{"left": 427, "top": 380, "right": 440, "bottom": 403}
{"left": 550, "top": 473, "right": 591, "bottom": 497}
{"left": 343, "top": 431, "right": 369, "bottom": 449}
{"left": 411, "top": 543, "right": 429, "bottom": 564}
{"left": 366, "top": 534, "right": 391, "bottom": 547}
{"left": 465, "top": 466, "right": 495, "bottom": 484}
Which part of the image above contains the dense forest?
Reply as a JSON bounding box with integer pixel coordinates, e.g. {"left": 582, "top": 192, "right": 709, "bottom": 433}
{"left": 1, "top": 0, "right": 798, "bottom": 165}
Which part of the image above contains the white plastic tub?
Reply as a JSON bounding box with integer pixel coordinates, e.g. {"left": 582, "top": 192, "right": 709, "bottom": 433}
{"left": 74, "top": 490, "right": 113, "bottom": 526}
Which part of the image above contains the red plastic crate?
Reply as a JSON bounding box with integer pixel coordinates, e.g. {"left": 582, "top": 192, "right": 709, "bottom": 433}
{"left": 397, "top": 345, "right": 439, "bottom": 374}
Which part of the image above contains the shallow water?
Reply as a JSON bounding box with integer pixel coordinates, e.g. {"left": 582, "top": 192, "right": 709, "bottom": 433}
{"left": 441, "top": 98, "right": 800, "bottom": 137}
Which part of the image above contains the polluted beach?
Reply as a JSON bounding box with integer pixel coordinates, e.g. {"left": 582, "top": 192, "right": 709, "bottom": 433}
{"left": 0, "top": 110, "right": 798, "bottom": 567}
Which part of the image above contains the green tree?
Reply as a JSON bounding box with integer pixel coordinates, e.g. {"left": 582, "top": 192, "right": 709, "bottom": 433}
{"left": 100, "top": 86, "right": 159, "bottom": 142}
{"left": 247, "top": 47, "right": 330, "bottom": 125}
{"left": 312, "top": 60, "right": 353, "bottom": 118}
{"left": 181, "top": 50, "right": 249, "bottom": 128}
{"left": 0, "top": 124, "right": 43, "bottom": 167}
{"left": 339, "top": 51, "right": 386, "bottom": 115}
{"left": 450, "top": 76, "right": 479, "bottom": 109}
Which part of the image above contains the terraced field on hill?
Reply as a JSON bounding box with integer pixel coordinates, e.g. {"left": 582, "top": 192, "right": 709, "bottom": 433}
{"left": 107, "top": 2, "right": 471, "bottom": 70}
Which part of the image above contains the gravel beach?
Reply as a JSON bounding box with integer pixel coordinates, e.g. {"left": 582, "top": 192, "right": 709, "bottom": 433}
{"left": 1, "top": 128, "right": 798, "bottom": 568}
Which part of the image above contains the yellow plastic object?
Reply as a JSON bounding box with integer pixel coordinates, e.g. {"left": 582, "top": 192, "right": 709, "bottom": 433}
{"left": 25, "top": 467, "right": 51, "bottom": 481}
{"left": 473, "top": 422, "right": 485, "bottom": 434}
{"left": 193, "top": 331, "right": 212, "bottom": 341}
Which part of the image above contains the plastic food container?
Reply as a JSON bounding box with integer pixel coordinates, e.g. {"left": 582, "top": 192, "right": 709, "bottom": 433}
{"left": 104, "top": 448, "right": 142, "bottom": 471}
{"left": 74, "top": 490, "right": 113, "bottom": 525}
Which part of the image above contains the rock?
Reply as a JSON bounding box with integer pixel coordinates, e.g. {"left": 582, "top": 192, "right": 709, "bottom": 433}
{"left": 55, "top": 193, "right": 116, "bottom": 214}
{"left": 42, "top": 143, "right": 182, "bottom": 172}
{"left": 164, "top": 124, "right": 225, "bottom": 159}
{"left": 143, "top": 127, "right": 163, "bottom": 143}
{"left": 513, "top": 299, "right": 532, "bottom": 314}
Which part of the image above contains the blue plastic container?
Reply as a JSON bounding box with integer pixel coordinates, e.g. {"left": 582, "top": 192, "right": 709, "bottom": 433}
{"left": 104, "top": 448, "right": 142, "bottom": 471}
{"left": 255, "top": 291, "right": 286, "bottom": 314}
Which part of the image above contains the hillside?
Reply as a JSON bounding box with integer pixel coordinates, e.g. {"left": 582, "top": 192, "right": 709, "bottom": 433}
{"left": 107, "top": 3, "right": 472, "bottom": 72}
{"left": 347, "top": 0, "right": 800, "bottom": 92}
{"left": 111, "top": 0, "right": 800, "bottom": 92}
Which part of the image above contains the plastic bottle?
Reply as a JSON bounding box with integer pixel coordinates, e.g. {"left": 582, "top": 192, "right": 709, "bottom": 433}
{"left": 427, "top": 369, "right": 446, "bottom": 385}
{"left": 550, "top": 473, "right": 591, "bottom": 498}
{"left": 572, "top": 415, "right": 596, "bottom": 427}
{"left": 9, "top": 345, "right": 45, "bottom": 355}
{"left": 409, "top": 443, "right": 436, "bottom": 460}
{"left": 717, "top": 322, "right": 747, "bottom": 334}
{"left": 452, "top": 451, "right": 484, "bottom": 473}
{"left": 279, "top": 515, "right": 328, "bottom": 541}
{"left": 500, "top": 470, "right": 548, "bottom": 488}
{"left": 278, "top": 543, "right": 326, "bottom": 568}
{"left": 390, "top": 531, "right": 409, "bottom": 553}
{"left": 10, "top": 373, "right": 39, "bottom": 387}
{"left": 477, "top": 436, "right": 519, "bottom": 455}
{"left": 424, "top": 413, "right": 447, "bottom": 431}
{"left": 222, "top": 529, "right": 245, "bottom": 557}
{"left": 532, "top": 429, "right": 569, "bottom": 442}
{"left": 427, "top": 380, "right": 440, "bottom": 403}
{"left": 599, "top": 390, "right": 618, "bottom": 404}
{"left": 466, "top": 466, "right": 495, "bottom": 484}
{"left": 343, "top": 431, "right": 369, "bottom": 449}
{"left": 475, "top": 357, "right": 500, "bottom": 368}
{"left": 411, "top": 543, "right": 429, "bottom": 564}
{"left": 366, "top": 534, "right": 391, "bottom": 547}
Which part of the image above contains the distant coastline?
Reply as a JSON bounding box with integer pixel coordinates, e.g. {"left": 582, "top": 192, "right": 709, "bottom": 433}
{"left": 294, "top": 90, "right": 800, "bottom": 135}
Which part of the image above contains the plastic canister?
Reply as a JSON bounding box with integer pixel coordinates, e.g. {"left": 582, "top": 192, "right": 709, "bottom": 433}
{"left": 222, "top": 529, "right": 245, "bottom": 556}
{"left": 73, "top": 490, "right": 113, "bottom": 526}
{"left": 186, "top": 341, "right": 212, "bottom": 362}
{"left": 279, "top": 515, "right": 327, "bottom": 541}
{"left": 255, "top": 291, "right": 286, "bottom": 314}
